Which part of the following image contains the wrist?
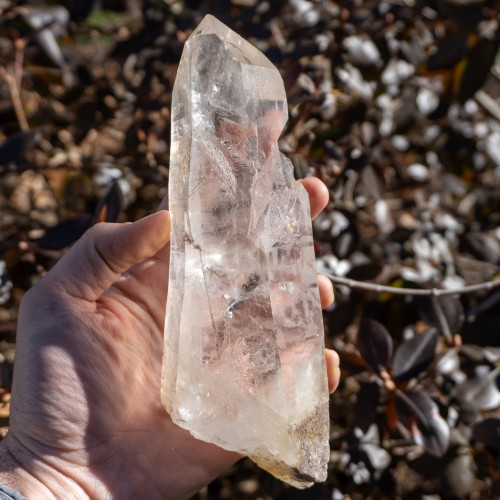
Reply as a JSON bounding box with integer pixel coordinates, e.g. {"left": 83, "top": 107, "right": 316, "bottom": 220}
{"left": 0, "top": 433, "right": 92, "bottom": 500}
{"left": 0, "top": 422, "right": 241, "bottom": 500}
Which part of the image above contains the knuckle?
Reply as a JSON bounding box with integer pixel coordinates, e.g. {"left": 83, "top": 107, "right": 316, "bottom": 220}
{"left": 85, "top": 222, "right": 107, "bottom": 239}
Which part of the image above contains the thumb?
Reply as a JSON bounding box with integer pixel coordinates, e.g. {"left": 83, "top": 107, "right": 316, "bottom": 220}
{"left": 43, "top": 210, "right": 171, "bottom": 302}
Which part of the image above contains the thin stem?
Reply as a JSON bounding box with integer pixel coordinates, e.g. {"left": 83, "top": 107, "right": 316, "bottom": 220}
{"left": 3, "top": 37, "right": 28, "bottom": 131}
{"left": 324, "top": 273, "right": 500, "bottom": 297}
{"left": 14, "top": 38, "right": 25, "bottom": 91}
{"left": 2, "top": 68, "right": 29, "bottom": 131}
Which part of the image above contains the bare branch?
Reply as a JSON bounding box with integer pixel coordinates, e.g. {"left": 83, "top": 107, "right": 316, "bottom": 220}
{"left": 324, "top": 273, "right": 500, "bottom": 297}
{"left": 0, "top": 37, "right": 29, "bottom": 132}
{"left": 0, "top": 66, "right": 29, "bottom": 132}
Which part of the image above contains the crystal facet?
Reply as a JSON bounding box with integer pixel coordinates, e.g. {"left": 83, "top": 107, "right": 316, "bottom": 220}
{"left": 161, "top": 15, "right": 329, "bottom": 488}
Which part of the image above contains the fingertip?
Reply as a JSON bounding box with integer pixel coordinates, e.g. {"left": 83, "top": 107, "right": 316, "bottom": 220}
{"left": 325, "top": 348, "right": 339, "bottom": 367}
{"left": 134, "top": 210, "right": 171, "bottom": 246}
{"left": 154, "top": 210, "right": 171, "bottom": 245}
{"left": 325, "top": 349, "right": 340, "bottom": 394}
{"left": 318, "top": 274, "right": 334, "bottom": 309}
{"left": 298, "top": 177, "right": 329, "bottom": 220}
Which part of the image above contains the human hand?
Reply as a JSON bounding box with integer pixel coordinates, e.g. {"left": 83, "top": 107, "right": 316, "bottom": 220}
{"left": 0, "top": 178, "right": 339, "bottom": 500}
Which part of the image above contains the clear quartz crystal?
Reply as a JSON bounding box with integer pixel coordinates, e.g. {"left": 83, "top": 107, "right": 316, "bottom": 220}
{"left": 161, "top": 14, "right": 329, "bottom": 488}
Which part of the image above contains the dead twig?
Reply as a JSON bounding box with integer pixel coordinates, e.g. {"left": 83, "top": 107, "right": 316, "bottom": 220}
{"left": 325, "top": 273, "right": 500, "bottom": 297}
{"left": 1, "top": 37, "right": 29, "bottom": 131}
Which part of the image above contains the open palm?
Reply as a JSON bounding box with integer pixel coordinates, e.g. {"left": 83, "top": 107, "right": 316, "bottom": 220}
{"left": 0, "top": 178, "right": 339, "bottom": 500}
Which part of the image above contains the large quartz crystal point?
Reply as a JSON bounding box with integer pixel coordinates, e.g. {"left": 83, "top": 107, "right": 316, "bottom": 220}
{"left": 161, "top": 14, "right": 330, "bottom": 488}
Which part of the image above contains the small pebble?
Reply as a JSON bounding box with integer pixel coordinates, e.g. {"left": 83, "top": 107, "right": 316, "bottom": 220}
{"left": 407, "top": 163, "right": 429, "bottom": 182}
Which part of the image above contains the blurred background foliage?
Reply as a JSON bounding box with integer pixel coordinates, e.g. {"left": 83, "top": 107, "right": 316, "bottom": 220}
{"left": 1, "top": 0, "right": 500, "bottom": 498}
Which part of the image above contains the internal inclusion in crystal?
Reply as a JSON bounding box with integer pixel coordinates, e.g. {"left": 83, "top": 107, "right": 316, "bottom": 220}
{"left": 161, "top": 14, "right": 330, "bottom": 488}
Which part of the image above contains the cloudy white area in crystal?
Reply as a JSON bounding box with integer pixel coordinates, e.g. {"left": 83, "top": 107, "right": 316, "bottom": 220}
{"left": 161, "top": 14, "right": 329, "bottom": 488}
